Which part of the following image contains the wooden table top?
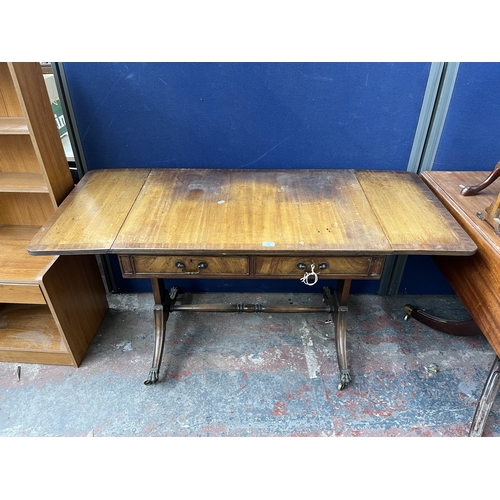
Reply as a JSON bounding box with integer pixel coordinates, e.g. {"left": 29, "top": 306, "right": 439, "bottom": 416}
{"left": 27, "top": 168, "right": 476, "bottom": 257}
{"left": 421, "top": 170, "right": 500, "bottom": 250}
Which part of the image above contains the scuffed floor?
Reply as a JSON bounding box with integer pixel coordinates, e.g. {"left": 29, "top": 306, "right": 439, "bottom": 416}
{"left": 0, "top": 292, "right": 498, "bottom": 437}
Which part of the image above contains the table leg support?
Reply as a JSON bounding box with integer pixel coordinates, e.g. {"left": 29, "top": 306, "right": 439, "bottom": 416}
{"left": 144, "top": 280, "right": 178, "bottom": 385}
{"left": 469, "top": 355, "right": 500, "bottom": 437}
{"left": 324, "top": 280, "right": 352, "bottom": 390}
{"left": 143, "top": 283, "right": 352, "bottom": 388}
{"left": 403, "top": 304, "right": 482, "bottom": 337}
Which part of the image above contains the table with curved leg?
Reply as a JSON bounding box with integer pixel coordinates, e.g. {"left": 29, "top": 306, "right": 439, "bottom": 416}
{"left": 421, "top": 170, "right": 500, "bottom": 436}
{"left": 27, "top": 168, "right": 475, "bottom": 392}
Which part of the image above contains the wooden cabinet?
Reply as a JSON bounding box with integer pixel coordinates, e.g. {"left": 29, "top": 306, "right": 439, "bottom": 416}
{"left": 0, "top": 62, "right": 108, "bottom": 366}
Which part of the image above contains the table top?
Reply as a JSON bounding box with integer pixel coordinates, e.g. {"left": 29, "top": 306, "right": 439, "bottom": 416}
{"left": 421, "top": 170, "right": 500, "bottom": 251}
{"left": 27, "top": 168, "right": 476, "bottom": 257}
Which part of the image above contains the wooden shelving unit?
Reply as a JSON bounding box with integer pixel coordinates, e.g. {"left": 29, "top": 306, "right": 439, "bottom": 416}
{"left": 0, "top": 62, "right": 108, "bottom": 367}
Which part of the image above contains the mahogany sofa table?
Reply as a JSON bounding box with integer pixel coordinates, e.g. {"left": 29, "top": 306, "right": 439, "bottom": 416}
{"left": 27, "top": 168, "right": 475, "bottom": 389}
{"left": 419, "top": 170, "right": 500, "bottom": 436}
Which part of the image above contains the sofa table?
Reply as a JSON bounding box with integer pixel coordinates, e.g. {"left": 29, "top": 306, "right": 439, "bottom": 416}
{"left": 417, "top": 170, "right": 500, "bottom": 436}
{"left": 27, "top": 168, "right": 476, "bottom": 389}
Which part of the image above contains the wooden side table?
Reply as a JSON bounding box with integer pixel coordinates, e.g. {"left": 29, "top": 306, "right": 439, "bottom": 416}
{"left": 420, "top": 171, "right": 500, "bottom": 436}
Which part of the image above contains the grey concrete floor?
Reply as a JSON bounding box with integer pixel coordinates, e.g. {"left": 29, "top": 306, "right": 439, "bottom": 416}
{"left": 0, "top": 291, "right": 498, "bottom": 438}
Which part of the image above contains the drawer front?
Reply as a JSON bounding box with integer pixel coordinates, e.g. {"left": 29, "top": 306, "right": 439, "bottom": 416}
{"left": 120, "top": 255, "right": 249, "bottom": 276}
{"left": 254, "top": 256, "right": 385, "bottom": 278}
{"left": 0, "top": 283, "right": 46, "bottom": 304}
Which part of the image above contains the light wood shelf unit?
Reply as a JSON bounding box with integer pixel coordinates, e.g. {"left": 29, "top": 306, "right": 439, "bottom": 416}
{"left": 0, "top": 62, "right": 108, "bottom": 367}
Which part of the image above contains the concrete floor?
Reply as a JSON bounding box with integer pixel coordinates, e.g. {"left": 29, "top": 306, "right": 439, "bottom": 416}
{"left": 0, "top": 291, "right": 498, "bottom": 437}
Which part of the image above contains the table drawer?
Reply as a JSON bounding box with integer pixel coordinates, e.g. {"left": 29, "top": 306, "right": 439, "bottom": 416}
{"left": 254, "top": 256, "right": 385, "bottom": 278}
{"left": 120, "top": 255, "right": 249, "bottom": 277}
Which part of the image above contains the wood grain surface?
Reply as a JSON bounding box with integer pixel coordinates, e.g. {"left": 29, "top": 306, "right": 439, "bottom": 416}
{"left": 254, "top": 256, "right": 375, "bottom": 276}
{"left": 0, "top": 172, "right": 48, "bottom": 192}
{"left": 28, "top": 168, "right": 477, "bottom": 258}
{"left": 0, "top": 283, "right": 45, "bottom": 304}
{"left": 41, "top": 255, "right": 109, "bottom": 366}
{"left": 112, "top": 169, "right": 391, "bottom": 254}
{"left": 0, "top": 225, "right": 56, "bottom": 282}
{"left": 0, "top": 135, "right": 41, "bottom": 173}
{"left": 0, "top": 63, "right": 23, "bottom": 116}
{"left": 8, "top": 62, "right": 73, "bottom": 206}
{"left": 28, "top": 168, "right": 150, "bottom": 254}
{"left": 357, "top": 170, "right": 476, "bottom": 254}
{"left": 130, "top": 255, "right": 249, "bottom": 276}
{"left": 0, "top": 304, "right": 67, "bottom": 353}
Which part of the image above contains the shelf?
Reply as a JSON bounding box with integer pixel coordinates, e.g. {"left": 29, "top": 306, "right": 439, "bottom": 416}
{"left": 0, "top": 135, "right": 42, "bottom": 174}
{"left": 0, "top": 303, "right": 73, "bottom": 365}
{"left": 0, "top": 172, "right": 48, "bottom": 193}
{"left": 0, "top": 303, "right": 66, "bottom": 352}
{"left": 0, "top": 117, "right": 29, "bottom": 134}
{"left": 0, "top": 62, "right": 109, "bottom": 368}
{"left": 0, "top": 192, "right": 55, "bottom": 225}
{"left": 0, "top": 225, "right": 56, "bottom": 282}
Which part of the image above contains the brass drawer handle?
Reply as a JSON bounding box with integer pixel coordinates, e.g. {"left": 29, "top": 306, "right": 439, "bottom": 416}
{"left": 175, "top": 261, "right": 208, "bottom": 274}
{"left": 297, "top": 261, "right": 328, "bottom": 271}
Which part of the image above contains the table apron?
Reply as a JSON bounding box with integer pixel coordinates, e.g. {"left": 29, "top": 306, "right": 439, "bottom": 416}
{"left": 118, "top": 254, "right": 386, "bottom": 280}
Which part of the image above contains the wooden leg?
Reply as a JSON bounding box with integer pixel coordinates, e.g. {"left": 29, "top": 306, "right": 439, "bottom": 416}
{"left": 469, "top": 356, "right": 500, "bottom": 437}
{"left": 403, "top": 304, "right": 482, "bottom": 337}
{"left": 144, "top": 280, "right": 178, "bottom": 385}
{"left": 324, "top": 280, "right": 352, "bottom": 390}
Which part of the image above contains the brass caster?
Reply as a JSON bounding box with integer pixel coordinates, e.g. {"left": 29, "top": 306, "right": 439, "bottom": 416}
{"left": 403, "top": 304, "right": 414, "bottom": 321}
{"left": 144, "top": 367, "right": 159, "bottom": 385}
{"left": 338, "top": 369, "right": 352, "bottom": 390}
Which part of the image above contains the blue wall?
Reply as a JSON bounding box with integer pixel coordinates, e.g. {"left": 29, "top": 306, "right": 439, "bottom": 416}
{"left": 61, "top": 62, "right": 499, "bottom": 294}
{"left": 433, "top": 63, "right": 500, "bottom": 171}
{"left": 396, "top": 63, "right": 500, "bottom": 296}
{"left": 63, "top": 62, "right": 430, "bottom": 172}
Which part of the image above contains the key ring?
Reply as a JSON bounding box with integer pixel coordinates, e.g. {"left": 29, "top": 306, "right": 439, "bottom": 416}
{"left": 300, "top": 263, "right": 319, "bottom": 286}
